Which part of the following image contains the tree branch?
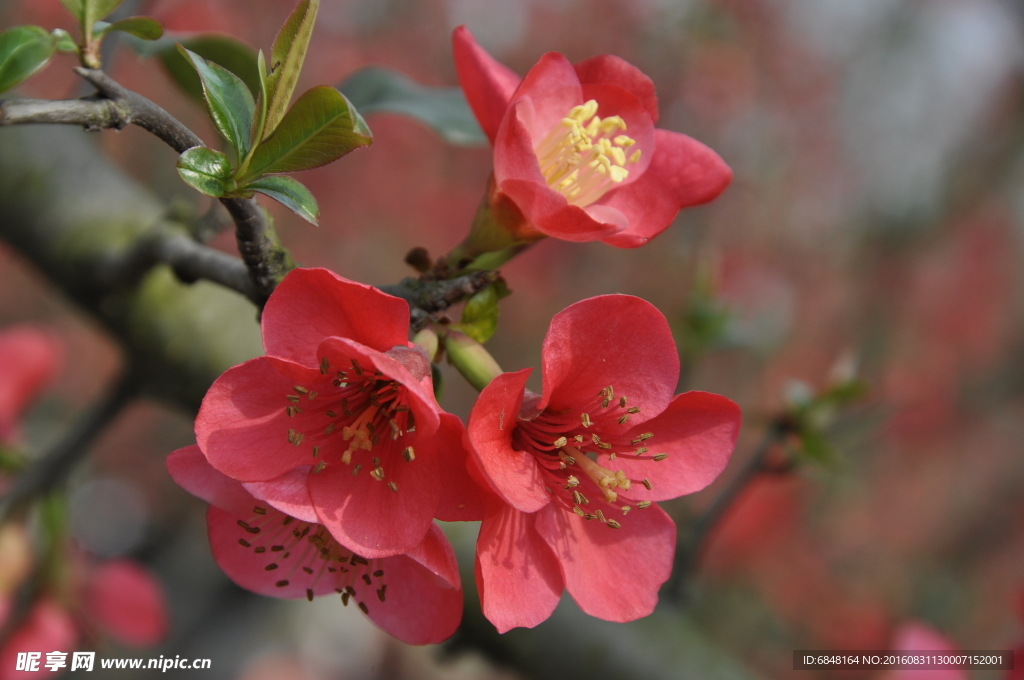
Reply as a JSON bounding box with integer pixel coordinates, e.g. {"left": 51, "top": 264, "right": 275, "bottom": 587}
{"left": 0, "top": 373, "right": 138, "bottom": 519}
{"left": 0, "top": 69, "right": 290, "bottom": 306}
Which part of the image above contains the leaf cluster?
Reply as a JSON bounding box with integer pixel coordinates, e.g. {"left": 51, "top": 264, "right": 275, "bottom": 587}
{"left": 172, "top": 0, "right": 372, "bottom": 226}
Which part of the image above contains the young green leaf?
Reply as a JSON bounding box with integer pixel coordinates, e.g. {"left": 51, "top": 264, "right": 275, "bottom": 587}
{"left": 59, "top": 0, "right": 84, "bottom": 19}
{"left": 339, "top": 66, "right": 487, "bottom": 147}
{"left": 96, "top": 16, "right": 164, "bottom": 40}
{"left": 177, "top": 46, "right": 256, "bottom": 157}
{"left": 263, "top": 0, "right": 320, "bottom": 138}
{"left": 88, "top": 0, "right": 125, "bottom": 22}
{"left": 240, "top": 86, "right": 372, "bottom": 180}
{"left": 156, "top": 35, "right": 260, "bottom": 103}
{"left": 50, "top": 29, "right": 79, "bottom": 53}
{"left": 242, "top": 176, "right": 319, "bottom": 225}
{"left": 176, "top": 147, "right": 233, "bottom": 198}
{"left": 249, "top": 50, "right": 270, "bottom": 153}
{"left": 456, "top": 284, "right": 503, "bottom": 344}
{"left": 0, "top": 26, "right": 57, "bottom": 95}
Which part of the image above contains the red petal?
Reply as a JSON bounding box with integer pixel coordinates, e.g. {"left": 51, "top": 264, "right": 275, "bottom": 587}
{"left": 85, "top": 561, "right": 168, "bottom": 647}
{"left": 166, "top": 445, "right": 254, "bottom": 514}
{"left": 0, "top": 599, "right": 77, "bottom": 673}
{"left": 452, "top": 26, "right": 521, "bottom": 144}
{"left": 196, "top": 357, "right": 332, "bottom": 482}
{"left": 475, "top": 502, "right": 563, "bottom": 632}
{"left": 364, "top": 525, "right": 463, "bottom": 644}
{"left": 0, "top": 326, "right": 61, "bottom": 445}
{"left": 574, "top": 55, "right": 659, "bottom": 123}
{"left": 508, "top": 52, "right": 582, "bottom": 139}
{"left": 535, "top": 501, "right": 675, "bottom": 622}
{"left": 540, "top": 295, "right": 679, "bottom": 419}
{"left": 600, "top": 130, "right": 732, "bottom": 248}
{"left": 243, "top": 467, "right": 317, "bottom": 523}
{"left": 468, "top": 370, "right": 550, "bottom": 513}
{"left": 612, "top": 392, "right": 741, "bottom": 502}
{"left": 261, "top": 268, "right": 410, "bottom": 367}
{"left": 308, "top": 431, "right": 440, "bottom": 559}
{"left": 432, "top": 414, "right": 490, "bottom": 522}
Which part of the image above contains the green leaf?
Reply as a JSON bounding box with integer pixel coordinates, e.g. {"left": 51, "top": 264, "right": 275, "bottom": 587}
{"left": 339, "top": 66, "right": 487, "bottom": 147}
{"left": 241, "top": 86, "right": 372, "bottom": 179}
{"left": 242, "top": 176, "right": 319, "bottom": 225}
{"left": 61, "top": 0, "right": 124, "bottom": 31}
{"left": 0, "top": 26, "right": 57, "bottom": 95}
{"left": 88, "top": 0, "right": 124, "bottom": 22}
{"left": 264, "top": 0, "right": 320, "bottom": 138}
{"left": 250, "top": 50, "right": 270, "bottom": 152}
{"left": 59, "top": 0, "right": 84, "bottom": 19}
{"left": 156, "top": 35, "right": 260, "bottom": 103}
{"left": 456, "top": 284, "right": 503, "bottom": 344}
{"left": 97, "top": 16, "right": 164, "bottom": 40}
{"left": 51, "top": 29, "right": 78, "bottom": 53}
{"left": 176, "top": 147, "right": 233, "bottom": 198}
{"left": 177, "top": 46, "right": 255, "bottom": 156}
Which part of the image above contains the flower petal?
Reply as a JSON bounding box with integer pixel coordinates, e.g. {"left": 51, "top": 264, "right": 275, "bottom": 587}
{"left": 508, "top": 52, "right": 582, "bottom": 139}
{"left": 0, "top": 599, "right": 77, "bottom": 672}
{"left": 432, "top": 414, "right": 490, "bottom": 522}
{"left": 196, "top": 357, "right": 331, "bottom": 482}
{"left": 600, "top": 130, "right": 732, "bottom": 248}
{"left": 261, "top": 268, "right": 410, "bottom": 367}
{"left": 166, "top": 445, "right": 254, "bottom": 514}
{"left": 452, "top": 25, "right": 520, "bottom": 144}
{"left": 535, "top": 501, "right": 675, "bottom": 622}
{"left": 243, "top": 467, "right": 317, "bottom": 523}
{"left": 85, "top": 561, "right": 168, "bottom": 647}
{"left": 580, "top": 82, "right": 655, "bottom": 187}
{"left": 307, "top": 431, "right": 440, "bottom": 558}
{"left": 540, "top": 295, "right": 679, "bottom": 420}
{"left": 366, "top": 524, "right": 463, "bottom": 645}
{"left": 468, "top": 369, "right": 550, "bottom": 513}
{"left": 574, "top": 54, "right": 659, "bottom": 123}
{"left": 612, "top": 392, "right": 741, "bottom": 501}
{"left": 475, "top": 501, "right": 564, "bottom": 632}
{"left": 0, "top": 326, "right": 61, "bottom": 445}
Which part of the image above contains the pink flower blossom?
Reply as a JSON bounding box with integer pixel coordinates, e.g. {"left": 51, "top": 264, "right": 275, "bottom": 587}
{"left": 0, "top": 326, "right": 62, "bottom": 446}
{"left": 167, "top": 445, "right": 463, "bottom": 644}
{"left": 195, "top": 268, "right": 486, "bottom": 558}
{"left": 467, "top": 294, "right": 740, "bottom": 631}
{"left": 453, "top": 26, "right": 732, "bottom": 248}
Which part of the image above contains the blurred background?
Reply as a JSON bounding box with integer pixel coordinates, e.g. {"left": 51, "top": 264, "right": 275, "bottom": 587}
{"left": 1, "top": 0, "right": 1024, "bottom": 678}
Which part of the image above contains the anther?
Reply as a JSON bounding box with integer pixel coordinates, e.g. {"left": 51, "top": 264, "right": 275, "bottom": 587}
{"left": 596, "top": 509, "right": 607, "bottom": 523}
{"left": 387, "top": 481, "right": 398, "bottom": 493}
{"left": 293, "top": 385, "right": 308, "bottom": 395}
{"left": 377, "top": 586, "right": 387, "bottom": 602}
{"left": 627, "top": 407, "right": 640, "bottom": 414}
{"left": 352, "top": 464, "right": 362, "bottom": 476}
{"left": 320, "top": 357, "right": 330, "bottom": 374}
{"left": 637, "top": 501, "right": 652, "bottom": 509}
{"left": 286, "top": 394, "right": 300, "bottom": 403}
{"left": 635, "top": 447, "right": 648, "bottom": 456}
{"left": 341, "top": 592, "right": 350, "bottom": 606}
{"left": 308, "top": 390, "right": 317, "bottom": 401}
{"left": 265, "top": 563, "right": 278, "bottom": 571}
{"left": 307, "top": 589, "right": 314, "bottom": 602}
{"left": 254, "top": 547, "right": 265, "bottom": 554}
{"left": 276, "top": 580, "right": 289, "bottom": 587}
{"left": 554, "top": 436, "right": 568, "bottom": 448}
{"left": 287, "top": 406, "right": 301, "bottom": 417}
{"left": 642, "top": 478, "right": 652, "bottom": 490}
{"left": 619, "top": 397, "right": 627, "bottom": 408}
{"left": 653, "top": 453, "right": 668, "bottom": 461}
{"left": 373, "top": 570, "right": 384, "bottom": 577}
{"left": 572, "top": 490, "right": 588, "bottom": 505}
{"left": 573, "top": 506, "right": 585, "bottom": 517}
{"left": 287, "top": 429, "right": 304, "bottom": 446}
{"left": 238, "top": 539, "right": 251, "bottom": 548}
{"left": 403, "top": 447, "right": 415, "bottom": 462}
{"left": 253, "top": 506, "right": 266, "bottom": 515}
{"left": 622, "top": 506, "right": 631, "bottom": 514}
{"left": 358, "top": 602, "right": 369, "bottom": 615}
{"left": 312, "top": 461, "right": 327, "bottom": 474}
{"left": 312, "top": 446, "right": 320, "bottom": 457}
{"left": 591, "top": 434, "right": 601, "bottom": 445}
{"left": 618, "top": 415, "right": 630, "bottom": 424}
{"left": 574, "top": 435, "right": 584, "bottom": 443}
{"left": 581, "top": 413, "right": 592, "bottom": 427}
{"left": 370, "top": 467, "right": 385, "bottom": 481}
{"left": 326, "top": 410, "right": 337, "bottom": 418}
{"left": 607, "top": 519, "right": 622, "bottom": 529}
{"left": 564, "top": 475, "right": 580, "bottom": 488}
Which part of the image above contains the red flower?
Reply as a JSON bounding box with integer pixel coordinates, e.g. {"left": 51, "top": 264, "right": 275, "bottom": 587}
{"left": 167, "top": 445, "right": 463, "bottom": 645}
{"left": 467, "top": 295, "right": 740, "bottom": 631}
{"left": 0, "top": 326, "right": 62, "bottom": 446}
{"left": 81, "top": 561, "right": 167, "bottom": 647}
{"left": 0, "top": 600, "right": 76, "bottom": 680}
{"left": 453, "top": 26, "right": 732, "bottom": 248}
{"left": 195, "top": 268, "right": 485, "bottom": 558}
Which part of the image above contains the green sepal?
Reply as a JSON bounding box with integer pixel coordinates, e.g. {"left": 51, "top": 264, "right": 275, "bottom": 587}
{"left": 340, "top": 66, "right": 486, "bottom": 147}
{"left": 263, "top": 0, "right": 320, "bottom": 138}
{"left": 176, "top": 147, "right": 233, "bottom": 198}
{"left": 0, "top": 26, "right": 57, "bottom": 95}
{"left": 177, "top": 45, "right": 256, "bottom": 157}
{"left": 239, "top": 86, "right": 372, "bottom": 180}
{"left": 454, "top": 282, "right": 510, "bottom": 344}
{"left": 240, "top": 176, "right": 319, "bottom": 225}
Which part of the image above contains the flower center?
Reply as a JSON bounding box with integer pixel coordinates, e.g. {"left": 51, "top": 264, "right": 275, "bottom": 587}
{"left": 235, "top": 504, "right": 388, "bottom": 612}
{"left": 283, "top": 357, "right": 416, "bottom": 493}
{"left": 533, "top": 99, "right": 642, "bottom": 208}
{"left": 513, "top": 385, "right": 668, "bottom": 529}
